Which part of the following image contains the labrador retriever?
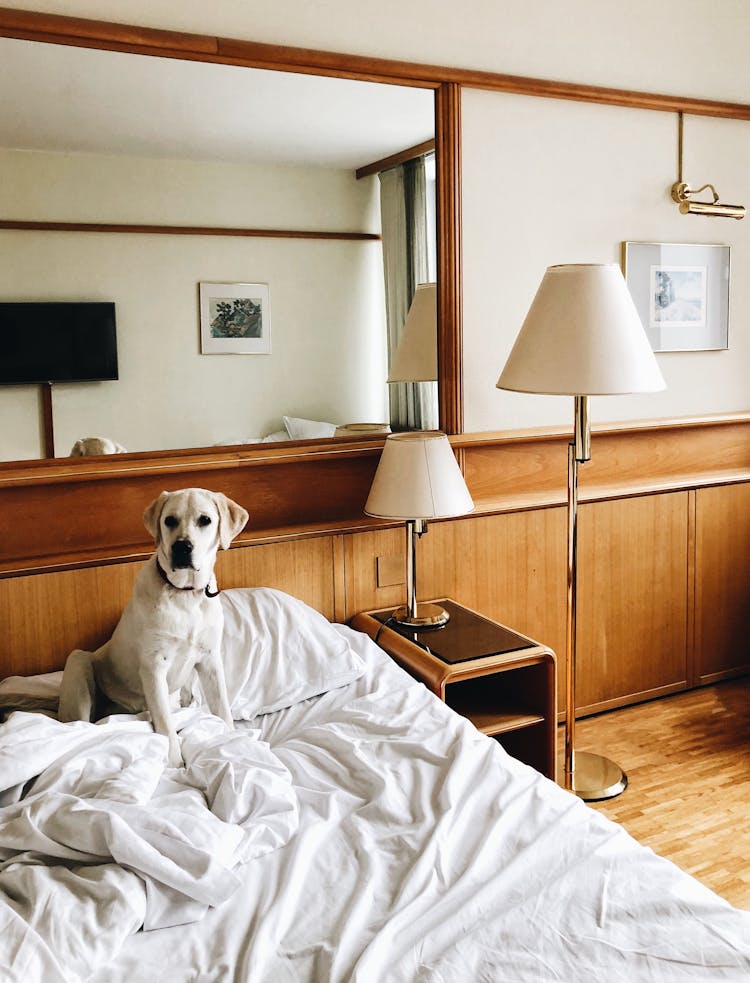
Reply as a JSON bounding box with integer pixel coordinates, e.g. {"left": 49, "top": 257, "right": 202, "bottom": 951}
{"left": 70, "top": 436, "right": 128, "bottom": 456}
{"left": 58, "top": 487, "right": 249, "bottom": 766}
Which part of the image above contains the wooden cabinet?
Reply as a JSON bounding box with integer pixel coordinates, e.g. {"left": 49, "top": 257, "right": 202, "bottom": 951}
{"left": 694, "top": 483, "right": 750, "bottom": 683}
{"left": 576, "top": 492, "right": 690, "bottom": 715}
{"left": 351, "top": 599, "right": 557, "bottom": 779}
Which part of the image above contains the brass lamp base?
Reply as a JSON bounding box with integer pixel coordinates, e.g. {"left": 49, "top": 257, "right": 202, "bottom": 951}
{"left": 391, "top": 602, "right": 450, "bottom": 629}
{"left": 563, "top": 750, "right": 628, "bottom": 801}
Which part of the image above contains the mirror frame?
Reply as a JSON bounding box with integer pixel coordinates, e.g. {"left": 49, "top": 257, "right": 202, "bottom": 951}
{"left": 0, "top": 7, "right": 463, "bottom": 469}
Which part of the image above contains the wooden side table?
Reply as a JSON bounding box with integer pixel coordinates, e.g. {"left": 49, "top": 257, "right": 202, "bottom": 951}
{"left": 351, "top": 598, "right": 557, "bottom": 780}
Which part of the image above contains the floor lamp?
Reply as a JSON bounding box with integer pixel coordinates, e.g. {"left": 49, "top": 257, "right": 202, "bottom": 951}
{"left": 497, "top": 264, "right": 665, "bottom": 800}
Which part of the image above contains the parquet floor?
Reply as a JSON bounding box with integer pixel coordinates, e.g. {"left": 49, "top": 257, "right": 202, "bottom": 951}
{"left": 571, "top": 678, "right": 750, "bottom": 910}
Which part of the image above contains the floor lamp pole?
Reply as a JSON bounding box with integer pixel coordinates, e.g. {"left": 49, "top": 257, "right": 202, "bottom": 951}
{"left": 564, "top": 395, "right": 628, "bottom": 801}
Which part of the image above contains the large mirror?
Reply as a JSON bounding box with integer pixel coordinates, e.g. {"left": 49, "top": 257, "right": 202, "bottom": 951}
{"left": 0, "top": 36, "right": 437, "bottom": 463}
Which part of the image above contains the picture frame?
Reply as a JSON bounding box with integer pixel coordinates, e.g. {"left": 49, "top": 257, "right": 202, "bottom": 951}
{"left": 622, "top": 242, "right": 730, "bottom": 352}
{"left": 199, "top": 281, "right": 271, "bottom": 355}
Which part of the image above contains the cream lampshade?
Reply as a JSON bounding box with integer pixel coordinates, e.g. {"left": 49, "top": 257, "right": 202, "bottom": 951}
{"left": 387, "top": 282, "right": 437, "bottom": 382}
{"left": 365, "top": 431, "right": 474, "bottom": 627}
{"left": 497, "top": 263, "right": 665, "bottom": 802}
{"left": 497, "top": 264, "right": 665, "bottom": 396}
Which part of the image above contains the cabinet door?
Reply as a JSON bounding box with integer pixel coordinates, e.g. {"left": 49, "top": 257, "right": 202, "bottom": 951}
{"left": 695, "top": 483, "right": 750, "bottom": 683}
{"left": 576, "top": 492, "right": 689, "bottom": 715}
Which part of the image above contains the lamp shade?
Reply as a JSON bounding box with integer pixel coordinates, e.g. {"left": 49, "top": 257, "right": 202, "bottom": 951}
{"left": 496, "top": 264, "right": 666, "bottom": 395}
{"left": 387, "top": 282, "right": 437, "bottom": 382}
{"left": 364, "top": 431, "right": 474, "bottom": 520}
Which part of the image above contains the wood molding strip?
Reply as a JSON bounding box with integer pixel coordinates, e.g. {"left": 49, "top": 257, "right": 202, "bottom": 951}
{"left": 0, "top": 219, "right": 380, "bottom": 242}
{"left": 0, "top": 5, "right": 217, "bottom": 53}
{"left": 356, "top": 139, "right": 435, "bottom": 180}
{"left": 1, "top": 8, "right": 750, "bottom": 120}
{"left": 436, "top": 82, "right": 463, "bottom": 435}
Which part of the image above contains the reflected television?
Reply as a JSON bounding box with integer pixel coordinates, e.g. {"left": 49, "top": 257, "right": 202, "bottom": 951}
{"left": 0, "top": 302, "right": 118, "bottom": 385}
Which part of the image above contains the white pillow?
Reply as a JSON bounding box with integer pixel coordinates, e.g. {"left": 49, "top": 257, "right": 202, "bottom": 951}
{"left": 283, "top": 415, "right": 337, "bottom": 440}
{"left": 261, "top": 430, "right": 290, "bottom": 443}
{"left": 219, "top": 588, "right": 365, "bottom": 718}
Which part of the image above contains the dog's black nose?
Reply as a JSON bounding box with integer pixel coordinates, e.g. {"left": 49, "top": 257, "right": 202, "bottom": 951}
{"left": 171, "top": 539, "right": 194, "bottom": 569}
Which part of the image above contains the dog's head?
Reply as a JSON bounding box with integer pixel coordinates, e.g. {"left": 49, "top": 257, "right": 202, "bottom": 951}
{"left": 143, "top": 488, "right": 249, "bottom": 590}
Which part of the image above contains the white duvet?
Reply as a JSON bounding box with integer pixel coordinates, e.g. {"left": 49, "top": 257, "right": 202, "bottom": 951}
{"left": 2, "top": 625, "right": 750, "bottom": 982}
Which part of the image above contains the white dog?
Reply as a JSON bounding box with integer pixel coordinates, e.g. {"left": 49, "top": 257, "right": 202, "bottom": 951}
{"left": 58, "top": 487, "right": 249, "bottom": 766}
{"left": 70, "top": 437, "right": 128, "bottom": 456}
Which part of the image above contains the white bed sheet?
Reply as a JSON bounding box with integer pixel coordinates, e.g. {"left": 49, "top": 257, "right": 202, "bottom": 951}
{"left": 3, "top": 625, "right": 750, "bottom": 982}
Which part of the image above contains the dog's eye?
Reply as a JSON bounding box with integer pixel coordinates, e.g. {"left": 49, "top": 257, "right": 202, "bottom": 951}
{"left": 164, "top": 515, "right": 178, "bottom": 529}
{"left": 197, "top": 515, "right": 212, "bottom": 527}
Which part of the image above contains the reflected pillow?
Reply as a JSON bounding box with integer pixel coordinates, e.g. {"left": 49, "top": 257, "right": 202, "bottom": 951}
{"left": 219, "top": 588, "right": 365, "bottom": 718}
{"left": 262, "top": 430, "right": 290, "bottom": 443}
{"left": 283, "top": 416, "right": 337, "bottom": 440}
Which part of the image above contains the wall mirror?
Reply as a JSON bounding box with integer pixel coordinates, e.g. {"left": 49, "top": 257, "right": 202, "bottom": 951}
{"left": 0, "top": 32, "right": 441, "bottom": 464}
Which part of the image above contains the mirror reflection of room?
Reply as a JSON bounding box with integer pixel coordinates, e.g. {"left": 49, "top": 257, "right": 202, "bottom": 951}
{"left": 0, "top": 37, "right": 436, "bottom": 462}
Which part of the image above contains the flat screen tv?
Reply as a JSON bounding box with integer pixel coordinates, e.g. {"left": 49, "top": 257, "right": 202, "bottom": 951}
{"left": 0, "top": 302, "right": 118, "bottom": 385}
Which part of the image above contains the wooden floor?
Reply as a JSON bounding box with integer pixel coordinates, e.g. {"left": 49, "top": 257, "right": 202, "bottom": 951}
{"left": 571, "top": 678, "right": 750, "bottom": 910}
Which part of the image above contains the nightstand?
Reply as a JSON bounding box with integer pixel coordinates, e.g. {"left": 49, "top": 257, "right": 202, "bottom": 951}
{"left": 350, "top": 599, "right": 557, "bottom": 780}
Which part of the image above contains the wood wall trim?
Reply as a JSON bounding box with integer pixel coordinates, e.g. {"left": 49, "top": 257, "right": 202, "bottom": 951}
{"left": 0, "top": 220, "right": 380, "bottom": 241}
{"left": 1, "top": 7, "right": 750, "bottom": 120}
{"left": 1, "top": 414, "right": 748, "bottom": 578}
{"left": 355, "top": 140, "right": 435, "bottom": 180}
{"left": 436, "top": 82, "right": 463, "bottom": 435}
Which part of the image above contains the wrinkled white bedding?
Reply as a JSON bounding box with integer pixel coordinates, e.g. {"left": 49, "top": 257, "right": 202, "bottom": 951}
{"left": 2, "top": 625, "right": 750, "bottom": 982}
{"left": 0, "top": 709, "right": 298, "bottom": 981}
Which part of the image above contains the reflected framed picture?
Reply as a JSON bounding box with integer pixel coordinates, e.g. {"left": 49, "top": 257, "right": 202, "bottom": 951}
{"left": 622, "top": 242, "right": 729, "bottom": 352}
{"left": 199, "top": 281, "right": 271, "bottom": 354}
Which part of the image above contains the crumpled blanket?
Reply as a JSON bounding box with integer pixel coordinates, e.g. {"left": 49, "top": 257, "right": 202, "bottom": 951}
{"left": 0, "top": 708, "right": 298, "bottom": 982}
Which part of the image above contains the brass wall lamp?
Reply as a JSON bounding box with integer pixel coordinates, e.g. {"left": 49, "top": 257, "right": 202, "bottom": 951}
{"left": 671, "top": 113, "right": 745, "bottom": 219}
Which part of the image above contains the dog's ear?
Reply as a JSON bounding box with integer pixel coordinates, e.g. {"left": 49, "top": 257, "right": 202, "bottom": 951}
{"left": 214, "top": 493, "right": 249, "bottom": 550}
{"left": 143, "top": 491, "right": 170, "bottom": 542}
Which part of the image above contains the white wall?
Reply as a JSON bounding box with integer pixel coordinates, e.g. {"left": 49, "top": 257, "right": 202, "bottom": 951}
{"left": 462, "top": 92, "right": 750, "bottom": 432}
{"left": 0, "top": 149, "right": 387, "bottom": 459}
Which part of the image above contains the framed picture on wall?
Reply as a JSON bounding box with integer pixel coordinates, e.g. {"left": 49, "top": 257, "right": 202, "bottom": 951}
{"left": 622, "top": 242, "right": 730, "bottom": 352}
{"left": 199, "top": 281, "right": 271, "bottom": 354}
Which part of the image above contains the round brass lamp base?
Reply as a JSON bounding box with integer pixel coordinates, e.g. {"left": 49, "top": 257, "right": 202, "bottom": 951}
{"left": 563, "top": 751, "right": 628, "bottom": 801}
{"left": 392, "top": 602, "right": 449, "bottom": 629}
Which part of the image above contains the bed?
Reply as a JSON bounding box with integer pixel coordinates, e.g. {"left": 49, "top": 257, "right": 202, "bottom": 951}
{"left": 1, "top": 587, "right": 749, "bottom": 982}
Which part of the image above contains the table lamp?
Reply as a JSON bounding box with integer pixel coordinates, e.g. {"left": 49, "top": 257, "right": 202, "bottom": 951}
{"left": 364, "top": 431, "right": 474, "bottom": 628}
{"left": 497, "top": 263, "right": 666, "bottom": 800}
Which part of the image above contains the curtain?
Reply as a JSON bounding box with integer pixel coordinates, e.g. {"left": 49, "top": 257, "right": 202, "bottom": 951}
{"left": 379, "top": 157, "right": 438, "bottom": 431}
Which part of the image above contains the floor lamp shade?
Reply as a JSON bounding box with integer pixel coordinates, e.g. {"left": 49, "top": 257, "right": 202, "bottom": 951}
{"left": 497, "top": 264, "right": 666, "bottom": 395}
{"left": 365, "top": 432, "right": 474, "bottom": 627}
{"left": 387, "top": 282, "right": 437, "bottom": 383}
{"left": 497, "top": 263, "right": 665, "bottom": 802}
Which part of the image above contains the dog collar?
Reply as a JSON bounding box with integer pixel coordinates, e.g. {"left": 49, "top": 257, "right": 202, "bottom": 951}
{"left": 155, "top": 559, "right": 220, "bottom": 598}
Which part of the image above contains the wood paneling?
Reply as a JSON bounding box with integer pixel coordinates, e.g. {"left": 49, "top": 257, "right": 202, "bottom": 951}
{"left": 0, "top": 443, "right": 383, "bottom": 576}
{"left": 0, "top": 562, "right": 142, "bottom": 676}
{"left": 461, "top": 414, "right": 750, "bottom": 514}
{"left": 3, "top": 415, "right": 747, "bottom": 578}
{"left": 695, "top": 483, "right": 750, "bottom": 682}
{"left": 217, "top": 536, "right": 339, "bottom": 620}
{"left": 576, "top": 492, "right": 689, "bottom": 714}
{"left": 0, "top": 536, "right": 339, "bottom": 678}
